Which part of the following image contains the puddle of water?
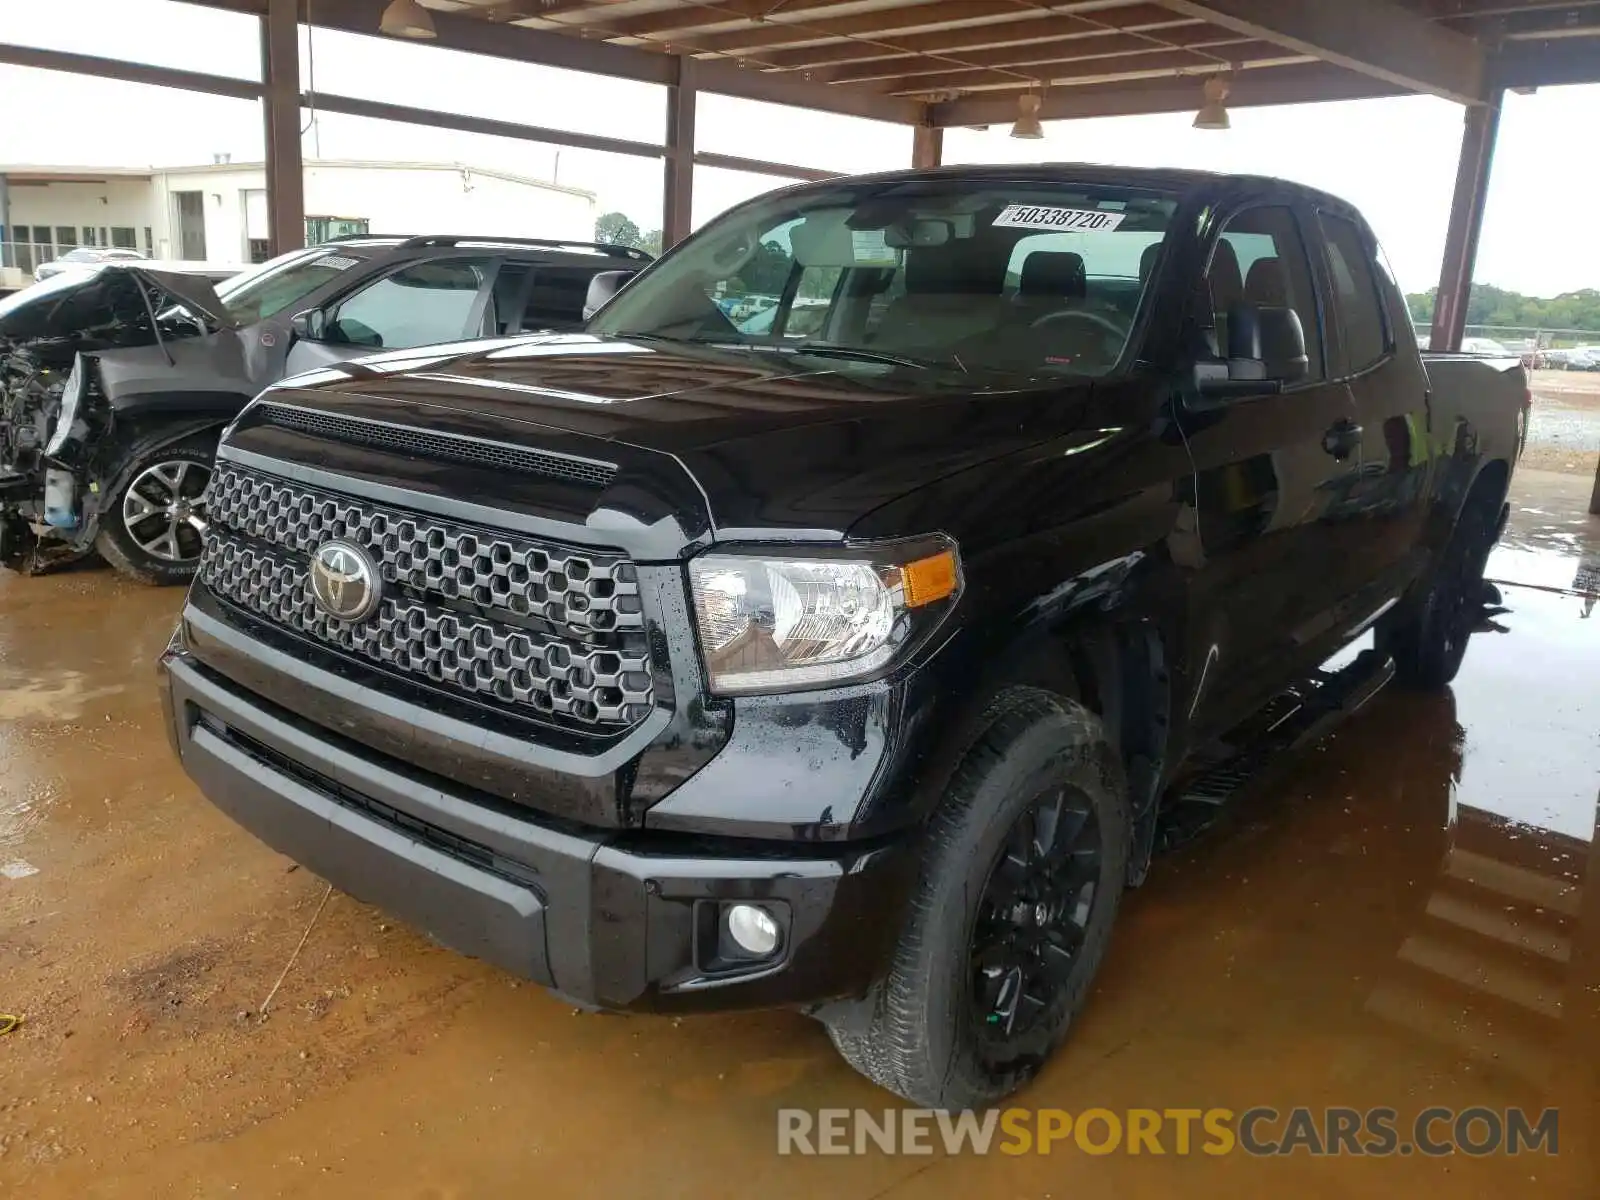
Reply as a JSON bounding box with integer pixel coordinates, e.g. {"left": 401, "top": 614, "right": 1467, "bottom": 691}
{"left": 0, "top": 671, "right": 126, "bottom": 722}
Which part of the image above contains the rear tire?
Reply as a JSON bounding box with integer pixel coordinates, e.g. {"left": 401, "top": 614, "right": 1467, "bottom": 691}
{"left": 95, "top": 439, "right": 216, "bottom": 586}
{"left": 824, "top": 690, "right": 1130, "bottom": 1108}
{"left": 1378, "top": 491, "right": 1499, "bottom": 690}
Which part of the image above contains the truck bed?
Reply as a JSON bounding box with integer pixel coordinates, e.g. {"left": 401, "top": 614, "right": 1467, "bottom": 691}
{"left": 1421, "top": 351, "right": 1529, "bottom": 467}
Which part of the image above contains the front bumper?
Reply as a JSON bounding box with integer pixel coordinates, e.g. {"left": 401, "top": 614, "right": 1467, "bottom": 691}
{"left": 160, "top": 647, "right": 918, "bottom": 1012}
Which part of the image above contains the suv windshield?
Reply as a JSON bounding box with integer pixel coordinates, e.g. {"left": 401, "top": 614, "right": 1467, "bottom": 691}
{"left": 590, "top": 180, "right": 1178, "bottom": 378}
{"left": 215, "top": 246, "right": 369, "bottom": 324}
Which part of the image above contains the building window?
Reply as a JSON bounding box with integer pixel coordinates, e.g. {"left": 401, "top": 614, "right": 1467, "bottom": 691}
{"left": 83, "top": 227, "right": 99, "bottom": 247}
{"left": 305, "top": 216, "right": 369, "bottom": 244}
{"left": 110, "top": 227, "right": 138, "bottom": 250}
{"left": 12, "top": 226, "right": 43, "bottom": 273}
{"left": 248, "top": 238, "right": 271, "bottom": 264}
{"left": 56, "top": 226, "right": 78, "bottom": 249}
{"left": 144, "top": 227, "right": 153, "bottom": 254}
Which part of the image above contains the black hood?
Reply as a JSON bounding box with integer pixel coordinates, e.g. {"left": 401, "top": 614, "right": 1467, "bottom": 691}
{"left": 0, "top": 265, "right": 238, "bottom": 346}
{"left": 251, "top": 334, "right": 1095, "bottom": 541}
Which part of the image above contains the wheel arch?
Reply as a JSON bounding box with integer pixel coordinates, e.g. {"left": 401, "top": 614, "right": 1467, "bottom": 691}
{"left": 99, "top": 416, "right": 228, "bottom": 499}
{"left": 908, "top": 604, "right": 1175, "bottom": 887}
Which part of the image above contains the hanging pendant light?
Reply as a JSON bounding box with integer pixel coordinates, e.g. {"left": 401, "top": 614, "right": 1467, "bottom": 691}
{"left": 380, "top": 0, "right": 436, "bottom": 39}
{"left": 1194, "top": 75, "right": 1231, "bottom": 130}
{"left": 1010, "top": 93, "right": 1044, "bottom": 140}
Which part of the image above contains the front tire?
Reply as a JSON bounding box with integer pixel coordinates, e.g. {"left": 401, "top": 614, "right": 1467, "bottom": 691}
{"left": 825, "top": 690, "right": 1130, "bottom": 1108}
{"left": 95, "top": 441, "right": 216, "bottom": 586}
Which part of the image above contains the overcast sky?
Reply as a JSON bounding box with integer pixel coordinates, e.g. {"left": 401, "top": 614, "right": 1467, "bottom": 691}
{"left": 2, "top": 0, "right": 1595, "bottom": 296}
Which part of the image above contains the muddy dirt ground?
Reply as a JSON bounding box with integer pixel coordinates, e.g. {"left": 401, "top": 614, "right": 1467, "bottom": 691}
{"left": 1, "top": 471, "right": 1597, "bottom": 1198}
{"left": 1524, "top": 369, "right": 1600, "bottom": 478}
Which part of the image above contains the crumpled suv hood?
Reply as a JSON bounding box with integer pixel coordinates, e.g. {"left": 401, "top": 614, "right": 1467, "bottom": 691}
{"left": 0, "top": 265, "right": 238, "bottom": 352}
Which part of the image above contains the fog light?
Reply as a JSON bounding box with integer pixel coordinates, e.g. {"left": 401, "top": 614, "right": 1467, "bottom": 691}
{"left": 725, "top": 904, "right": 781, "bottom": 957}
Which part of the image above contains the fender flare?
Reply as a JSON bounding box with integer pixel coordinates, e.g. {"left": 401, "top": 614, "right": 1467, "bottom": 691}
{"left": 898, "top": 562, "right": 1179, "bottom": 883}
{"left": 74, "top": 417, "right": 229, "bottom": 549}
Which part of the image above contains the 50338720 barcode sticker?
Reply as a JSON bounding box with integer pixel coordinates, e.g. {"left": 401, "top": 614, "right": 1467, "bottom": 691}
{"left": 992, "top": 205, "right": 1126, "bottom": 232}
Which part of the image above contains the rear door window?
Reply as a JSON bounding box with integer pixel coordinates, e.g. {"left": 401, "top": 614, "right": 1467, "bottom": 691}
{"left": 1318, "top": 214, "right": 1391, "bottom": 374}
{"left": 521, "top": 267, "right": 596, "bottom": 333}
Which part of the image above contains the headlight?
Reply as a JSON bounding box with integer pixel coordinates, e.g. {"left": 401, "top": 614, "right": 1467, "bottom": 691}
{"left": 687, "top": 536, "right": 962, "bottom": 694}
{"left": 43, "top": 353, "right": 86, "bottom": 457}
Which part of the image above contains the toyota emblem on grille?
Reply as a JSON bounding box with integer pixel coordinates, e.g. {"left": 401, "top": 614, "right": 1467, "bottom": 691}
{"left": 309, "top": 539, "right": 381, "bottom": 622}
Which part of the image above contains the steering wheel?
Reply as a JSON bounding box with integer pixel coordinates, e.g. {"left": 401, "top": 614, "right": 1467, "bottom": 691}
{"left": 1030, "top": 308, "right": 1130, "bottom": 340}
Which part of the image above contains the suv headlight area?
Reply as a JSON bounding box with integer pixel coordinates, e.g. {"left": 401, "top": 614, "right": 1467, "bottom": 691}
{"left": 687, "top": 536, "right": 962, "bottom": 694}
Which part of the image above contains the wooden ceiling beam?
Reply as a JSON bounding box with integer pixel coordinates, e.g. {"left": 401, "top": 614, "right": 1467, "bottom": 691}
{"left": 813, "top": 28, "right": 1250, "bottom": 82}
{"left": 579, "top": 1, "right": 1182, "bottom": 52}
{"left": 1153, "top": 0, "right": 1486, "bottom": 102}
{"left": 560, "top": 0, "right": 950, "bottom": 40}
{"left": 928, "top": 59, "right": 1400, "bottom": 122}
{"left": 881, "top": 39, "right": 1290, "bottom": 92}
{"left": 751, "top": 14, "right": 1209, "bottom": 69}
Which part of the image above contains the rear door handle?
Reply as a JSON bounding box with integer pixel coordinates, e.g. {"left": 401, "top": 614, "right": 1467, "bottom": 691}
{"left": 1322, "top": 418, "right": 1362, "bottom": 460}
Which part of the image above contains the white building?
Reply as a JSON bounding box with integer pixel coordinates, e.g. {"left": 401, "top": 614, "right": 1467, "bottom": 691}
{"left": 0, "top": 158, "right": 597, "bottom": 275}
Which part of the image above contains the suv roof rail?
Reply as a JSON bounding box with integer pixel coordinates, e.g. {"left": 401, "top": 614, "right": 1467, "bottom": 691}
{"left": 390, "top": 235, "right": 652, "bottom": 261}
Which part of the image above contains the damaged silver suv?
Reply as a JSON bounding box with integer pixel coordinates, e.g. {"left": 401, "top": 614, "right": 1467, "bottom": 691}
{"left": 0, "top": 235, "right": 650, "bottom": 582}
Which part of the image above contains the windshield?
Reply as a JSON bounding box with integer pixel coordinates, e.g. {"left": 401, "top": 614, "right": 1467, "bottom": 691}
{"left": 590, "top": 180, "right": 1178, "bottom": 378}
{"left": 215, "top": 246, "right": 369, "bottom": 324}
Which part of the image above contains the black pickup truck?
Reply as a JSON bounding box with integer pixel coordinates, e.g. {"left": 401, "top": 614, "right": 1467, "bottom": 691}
{"left": 159, "top": 166, "right": 1526, "bottom": 1108}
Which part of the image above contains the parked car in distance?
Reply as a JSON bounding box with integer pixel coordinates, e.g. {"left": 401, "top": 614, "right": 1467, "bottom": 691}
{"left": 1558, "top": 346, "right": 1600, "bottom": 371}
{"left": 33, "top": 245, "right": 147, "bottom": 282}
{"left": 161, "top": 165, "right": 1527, "bottom": 1109}
{"left": 0, "top": 235, "right": 651, "bottom": 581}
{"left": 1458, "top": 335, "right": 1511, "bottom": 356}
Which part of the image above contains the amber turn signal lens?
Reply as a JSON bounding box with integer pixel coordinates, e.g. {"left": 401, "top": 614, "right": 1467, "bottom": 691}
{"left": 898, "top": 550, "right": 959, "bottom": 608}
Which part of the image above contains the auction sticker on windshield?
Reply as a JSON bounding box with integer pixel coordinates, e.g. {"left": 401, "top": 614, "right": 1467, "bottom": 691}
{"left": 993, "top": 206, "right": 1126, "bottom": 232}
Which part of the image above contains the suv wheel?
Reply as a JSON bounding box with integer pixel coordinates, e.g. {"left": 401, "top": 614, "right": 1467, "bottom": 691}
{"left": 824, "top": 690, "right": 1130, "bottom": 1108}
{"left": 95, "top": 442, "right": 215, "bottom": 586}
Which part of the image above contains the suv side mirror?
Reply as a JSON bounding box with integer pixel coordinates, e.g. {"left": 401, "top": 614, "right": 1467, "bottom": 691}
{"left": 289, "top": 309, "right": 326, "bottom": 342}
{"left": 1193, "top": 303, "right": 1308, "bottom": 399}
{"left": 1224, "top": 303, "right": 1308, "bottom": 383}
{"left": 583, "top": 270, "right": 638, "bottom": 322}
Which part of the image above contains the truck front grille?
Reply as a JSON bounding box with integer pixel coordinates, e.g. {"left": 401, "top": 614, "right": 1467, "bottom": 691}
{"left": 199, "top": 463, "right": 654, "bottom": 727}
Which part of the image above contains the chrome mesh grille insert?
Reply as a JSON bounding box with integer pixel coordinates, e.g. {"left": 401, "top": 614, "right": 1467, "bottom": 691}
{"left": 200, "top": 463, "right": 653, "bottom": 726}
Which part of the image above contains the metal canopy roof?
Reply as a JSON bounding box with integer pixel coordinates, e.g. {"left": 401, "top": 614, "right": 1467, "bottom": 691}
{"left": 190, "top": 0, "right": 1600, "bottom": 126}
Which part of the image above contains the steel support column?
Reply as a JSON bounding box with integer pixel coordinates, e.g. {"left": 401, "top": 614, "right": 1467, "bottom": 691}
{"left": 261, "top": 0, "right": 305, "bottom": 256}
{"left": 1429, "top": 91, "right": 1502, "bottom": 353}
{"left": 663, "top": 56, "right": 697, "bottom": 250}
{"left": 911, "top": 124, "right": 943, "bottom": 170}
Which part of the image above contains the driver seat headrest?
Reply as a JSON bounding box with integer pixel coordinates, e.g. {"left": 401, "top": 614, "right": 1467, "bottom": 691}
{"left": 1245, "top": 256, "right": 1289, "bottom": 307}
{"left": 1018, "top": 251, "right": 1087, "bottom": 301}
{"left": 1207, "top": 239, "right": 1244, "bottom": 312}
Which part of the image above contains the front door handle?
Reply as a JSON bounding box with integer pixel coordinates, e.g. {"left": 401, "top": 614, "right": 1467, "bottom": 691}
{"left": 1322, "top": 418, "right": 1362, "bottom": 461}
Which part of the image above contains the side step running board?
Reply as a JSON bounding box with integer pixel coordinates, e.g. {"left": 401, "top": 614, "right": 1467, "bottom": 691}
{"left": 1157, "top": 648, "right": 1395, "bottom": 849}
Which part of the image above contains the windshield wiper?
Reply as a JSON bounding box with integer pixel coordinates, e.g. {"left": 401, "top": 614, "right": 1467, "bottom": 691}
{"left": 791, "top": 342, "right": 954, "bottom": 372}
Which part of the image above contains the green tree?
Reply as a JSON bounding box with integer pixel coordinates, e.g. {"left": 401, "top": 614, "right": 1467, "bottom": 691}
{"left": 741, "top": 239, "right": 793, "bottom": 295}
{"left": 641, "top": 229, "right": 663, "bottom": 258}
{"left": 595, "top": 211, "right": 643, "bottom": 248}
{"left": 1405, "top": 284, "right": 1600, "bottom": 336}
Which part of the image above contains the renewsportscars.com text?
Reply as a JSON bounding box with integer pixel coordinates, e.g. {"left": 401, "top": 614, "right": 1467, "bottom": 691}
{"left": 777, "top": 1106, "right": 1559, "bottom": 1157}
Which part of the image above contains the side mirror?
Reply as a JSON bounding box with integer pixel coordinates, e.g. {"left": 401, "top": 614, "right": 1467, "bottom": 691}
{"left": 1225, "top": 303, "right": 1308, "bottom": 382}
{"left": 582, "top": 270, "right": 638, "bottom": 321}
{"left": 288, "top": 309, "right": 325, "bottom": 342}
{"left": 1193, "top": 304, "right": 1308, "bottom": 399}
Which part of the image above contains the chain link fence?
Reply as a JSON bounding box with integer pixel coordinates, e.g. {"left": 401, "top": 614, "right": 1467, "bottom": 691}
{"left": 1413, "top": 324, "right": 1600, "bottom": 351}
